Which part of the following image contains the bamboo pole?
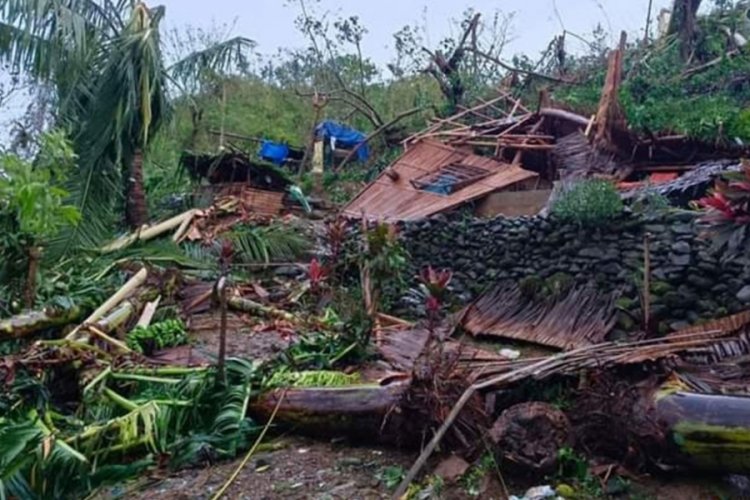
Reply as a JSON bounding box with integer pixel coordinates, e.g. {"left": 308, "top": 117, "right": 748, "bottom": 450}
{"left": 101, "top": 211, "right": 196, "bottom": 253}
{"left": 67, "top": 268, "right": 147, "bottom": 340}
{"left": 172, "top": 209, "right": 198, "bottom": 243}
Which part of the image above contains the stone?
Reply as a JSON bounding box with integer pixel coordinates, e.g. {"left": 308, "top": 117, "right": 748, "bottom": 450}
{"left": 644, "top": 224, "right": 667, "bottom": 233}
{"left": 671, "top": 223, "right": 693, "bottom": 235}
{"left": 433, "top": 455, "right": 470, "bottom": 484}
{"left": 736, "top": 286, "right": 750, "bottom": 303}
{"left": 601, "top": 263, "right": 621, "bottom": 275}
{"left": 670, "top": 253, "right": 691, "bottom": 266}
{"left": 578, "top": 247, "right": 605, "bottom": 259}
{"left": 687, "top": 274, "right": 713, "bottom": 289}
{"left": 671, "top": 241, "right": 691, "bottom": 254}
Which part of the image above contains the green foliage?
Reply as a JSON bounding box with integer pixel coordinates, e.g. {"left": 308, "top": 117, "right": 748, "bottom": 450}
{"left": 555, "top": 447, "right": 602, "bottom": 498}
{"left": 0, "top": 131, "right": 80, "bottom": 238}
{"left": 552, "top": 180, "right": 624, "bottom": 227}
{"left": 461, "top": 453, "right": 497, "bottom": 497}
{"left": 264, "top": 369, "right": 360, "bottom": 388}
{"left": 280, "top": 330, "right": 366, "bottom": 370}
{"left": 126, "top": 319, "right": 188, "bottom": 355}
{"left": 0, "top": 131, "right": 82, "bottom": 309}
{"left": 554, "top": 6, "right": 750, "bottom": 144}
{"left": 1, "top": 358, "right": 260, "bottom": 499}
{"left": 377, "top": 465, "right": 407, "bottom": 490}
{"left": 230, "top": 224, "right": 310, "bottom": 264}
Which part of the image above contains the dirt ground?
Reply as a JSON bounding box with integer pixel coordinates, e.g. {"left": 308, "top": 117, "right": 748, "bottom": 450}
{"left": 99, "top": 436, "right": 415, "bottom": 500}
{"left": 94, "top": 432, "right": 738, "bottom": 500}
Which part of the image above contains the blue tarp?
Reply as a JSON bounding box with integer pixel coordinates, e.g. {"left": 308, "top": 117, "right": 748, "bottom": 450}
{"left": 315, "top": 120, "right": 369, "bottom": 162}
{"left": 259, "top": 140, "right": 290, "bottom": 165}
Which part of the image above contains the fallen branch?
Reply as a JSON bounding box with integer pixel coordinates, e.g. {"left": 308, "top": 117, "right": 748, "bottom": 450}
{"left": 393, "top": 347, "right": 596, "bottom": 498}
{"left": 538, "top": 107, "right": 591, "bottom": 127}
{"left": 466, "top": 47, "right": 576, "bottom": 84}
{"left": 67, "top": 268, "right": 147, "bottom": 340}
{"left": 227, "top": 295, "right": 297, "bottom": 323}
{"left": 0, "top": 304, "right": 82, "bottom": 339}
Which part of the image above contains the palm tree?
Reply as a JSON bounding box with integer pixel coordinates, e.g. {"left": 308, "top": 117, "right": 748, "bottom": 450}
{"left": 0, "top": 0, "right": 253, "bottom": 244}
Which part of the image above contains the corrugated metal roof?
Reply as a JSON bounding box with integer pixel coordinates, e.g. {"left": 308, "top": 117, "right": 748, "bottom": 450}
{"left": 342, "top": 140, "right": 537, "bottom": 221}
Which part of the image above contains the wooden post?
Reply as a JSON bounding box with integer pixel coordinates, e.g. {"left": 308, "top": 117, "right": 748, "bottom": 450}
{"left": 594, "top": 31, "right": 628, "bottom": 152}
{"left": 216, "top": 276, "right": 228, "bottom": 385}
{"left": 299, "top": 92, "right": 327, "bottom": 175}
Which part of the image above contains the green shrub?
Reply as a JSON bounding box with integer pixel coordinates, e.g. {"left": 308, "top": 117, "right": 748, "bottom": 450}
{"left": 552, "top": 180, "right": 623, "bottom": 227}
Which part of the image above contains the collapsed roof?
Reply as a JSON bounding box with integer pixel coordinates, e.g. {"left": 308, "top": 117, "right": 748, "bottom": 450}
{"left": 181, "top": 149, "right": 291, "bottom": 191}
{"left": 342, "top": 140, "right": 538, "bottom": 221}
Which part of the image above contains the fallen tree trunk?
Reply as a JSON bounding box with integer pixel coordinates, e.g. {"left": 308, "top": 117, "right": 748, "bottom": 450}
{"left": 227, "top": 295, "right": 297, "bottom": 322}
{"left": 655, "top": 388, "right": 750, "bottom": 472}
{"left": 249, "top": 380, "right": 411, "bottom": 443}
{"left": 0, "top": 305, "right": 82, "bottom": 339}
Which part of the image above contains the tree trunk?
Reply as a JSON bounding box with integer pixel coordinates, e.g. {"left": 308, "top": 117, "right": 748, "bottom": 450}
{"left": 24, "top": 246, "right": 41, "bottom": 310}
{"left": 125, "top": 148, "right": 148, "bottom": 229}
{"left": 0, "top": 305, "right": 82, "bottom": 339}
{"left": 249, "top": 380, "right": 411, "bottom": 443}
{"left": 654, "top": 388, "right": 750, "bottom": 472}
{"left": 668, "top": 0, "right": 702, "bottom": 60}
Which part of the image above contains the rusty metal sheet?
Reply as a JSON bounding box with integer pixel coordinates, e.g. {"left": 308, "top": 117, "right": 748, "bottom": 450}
{"left": 342, "top": 141, "right": 537, "bottom": 221}
{"left": 461, "top": 283, "right": 619, "bottom": 350}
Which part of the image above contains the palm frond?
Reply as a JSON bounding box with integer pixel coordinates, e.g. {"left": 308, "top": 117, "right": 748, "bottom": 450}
{"left": 168, "top": 36, "right": 256, "bottom": 90}
{"left": 231, "top": 225, "right": 310, "bottom": 264}
{"left": 0, "top": 0, "right": 124, "bottom": 80}
{"left": 49, "top": 4, "right": 171, "bottom": 256}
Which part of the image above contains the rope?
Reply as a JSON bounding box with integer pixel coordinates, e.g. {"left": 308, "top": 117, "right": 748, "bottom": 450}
{"left": 210, "top": 390, "right": 286, "bottom": 500}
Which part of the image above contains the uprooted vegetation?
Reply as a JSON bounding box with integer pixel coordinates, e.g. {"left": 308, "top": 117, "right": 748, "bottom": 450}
{"left": 6, "top": 1, "right": 750, "bottom": 499}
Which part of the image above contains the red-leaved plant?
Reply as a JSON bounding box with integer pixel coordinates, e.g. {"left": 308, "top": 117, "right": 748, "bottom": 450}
{"left": 308, "top": 257, "right": 330, "bottom": 293}
{"left": 418, "top": 266, "right": 453, "bottom": 329}
{"left": 695, "top": 159, "right": 750, "bottom": 256}
{"left": 325, "top": 216, "right": 348, "bottom": 263}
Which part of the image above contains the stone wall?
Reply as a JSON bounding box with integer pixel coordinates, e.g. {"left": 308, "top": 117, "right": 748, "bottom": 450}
{"left": 398, "top": 212, "right": 750, "bottom": 334}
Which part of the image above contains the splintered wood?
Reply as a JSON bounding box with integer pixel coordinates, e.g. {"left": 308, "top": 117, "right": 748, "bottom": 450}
{"left": 461, "top": 283, "right": 619, "bottom": 350}
{"left": 404, "top": 91, "right": 554, "bottom": 159}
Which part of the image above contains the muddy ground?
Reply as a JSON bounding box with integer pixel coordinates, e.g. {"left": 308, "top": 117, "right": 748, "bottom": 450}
{"left": 95, "top": 433, "right": 736, "bottom": 500}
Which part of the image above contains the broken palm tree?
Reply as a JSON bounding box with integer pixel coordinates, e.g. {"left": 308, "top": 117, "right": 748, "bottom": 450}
{"left": 393, "top": 311, "right": 750, "bottom": 496}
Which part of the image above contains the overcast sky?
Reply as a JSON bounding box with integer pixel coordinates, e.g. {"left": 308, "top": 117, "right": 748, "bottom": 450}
{"left": 159, "top": 0, "right": 674, "bottom": 64}
{"left": 1, "top": 0, "right": 674, "bottom": 145}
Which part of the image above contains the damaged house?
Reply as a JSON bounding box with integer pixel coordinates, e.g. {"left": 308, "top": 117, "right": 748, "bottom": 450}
{"left": 181, "top": 148, "right": 309, "bottom": 217}
{"left": 342, "top": 140, "right": 540, "bottom": 221}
